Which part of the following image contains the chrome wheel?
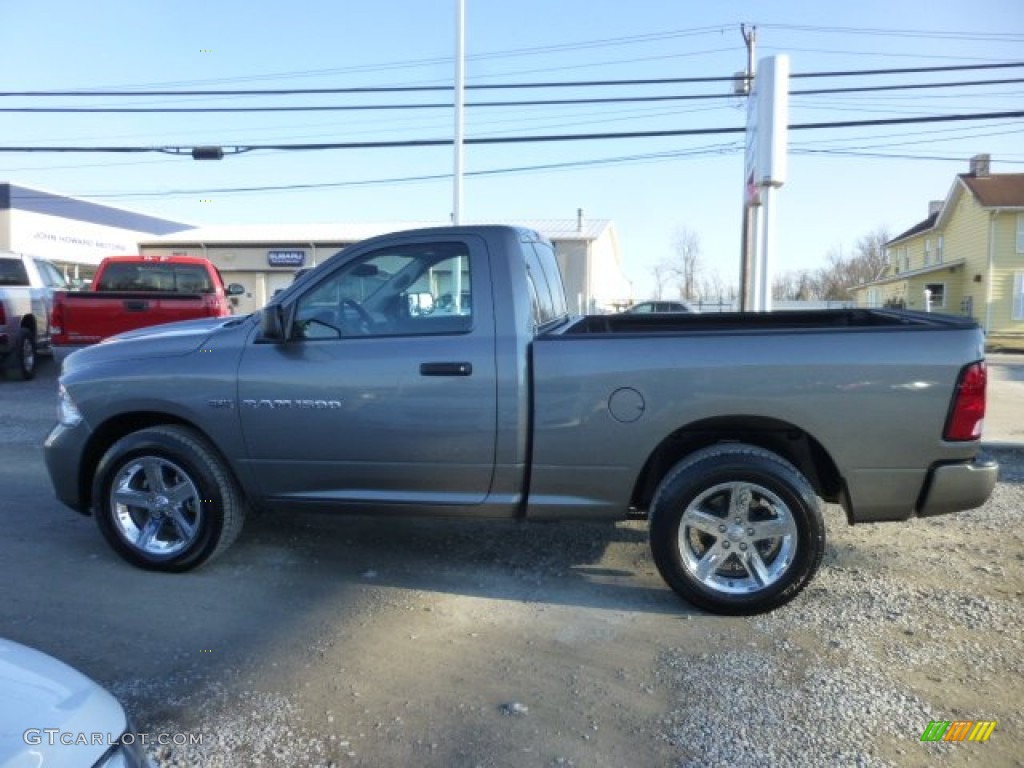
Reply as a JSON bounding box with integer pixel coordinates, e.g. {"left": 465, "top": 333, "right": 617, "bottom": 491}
{"left": 678, "top": 481, "right": 798, "bottom": 595}
{"left": 649, "top": 444, "right": 825, "bottom": 614}
{"left": 109, "top": 456, "right": 202, "bottom": 557}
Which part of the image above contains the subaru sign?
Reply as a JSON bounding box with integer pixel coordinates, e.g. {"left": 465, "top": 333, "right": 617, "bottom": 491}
{"left": 267, "top": 250, "right": 306, "bottom": 267}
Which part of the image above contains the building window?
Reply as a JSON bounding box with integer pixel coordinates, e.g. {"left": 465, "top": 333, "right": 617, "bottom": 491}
{"left": 901, "top": 248, "right": 910, "bottom": 273}
{"left": 1014, "top": 273, "right": 1024, "bottom": 320}
{"left": 1017, "top": 215, "right": 1024, "bottom": 254}
{"left": 924, "top": 238, "right": 932, "bottom": 265}
{"left": 924, "top": 283, "right": 946, "bottom": 309}
{"left": 866, "top": 288, "right": 879, "bottom": 308}
{"left": 936, "top": 235, "right": 944, "bottom": 264}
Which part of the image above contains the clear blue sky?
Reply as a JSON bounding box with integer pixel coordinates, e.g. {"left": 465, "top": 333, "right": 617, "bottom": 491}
{"left": 3, "top": 0, "right": 1022, "bottom": 299}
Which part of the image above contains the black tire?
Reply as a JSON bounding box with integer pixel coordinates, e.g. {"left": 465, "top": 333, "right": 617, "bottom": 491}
{"left": 92, "top": 425, "right": 246, "bottom": 572}
{"left": 649, "top": 443, "right": 825, "bottom": 615}
{"left": 4, "top": 328, "right": 36, "bottom": 381}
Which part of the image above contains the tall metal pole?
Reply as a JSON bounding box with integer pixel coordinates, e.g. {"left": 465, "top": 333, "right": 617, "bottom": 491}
{"left": 453, "top": 0, "right": 466, "bottom": 224}
{"left": 739, "top": 24, "right": 756, "bottom": 311}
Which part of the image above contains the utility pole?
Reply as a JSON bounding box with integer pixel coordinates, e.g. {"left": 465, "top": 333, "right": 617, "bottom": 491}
{"left": 738, "top": 24, "right": 756, "bottom": 311}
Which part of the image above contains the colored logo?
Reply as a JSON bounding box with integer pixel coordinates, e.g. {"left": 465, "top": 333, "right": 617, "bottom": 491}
{"left": 920, "top": 720, "right": 996, "bottom": 743}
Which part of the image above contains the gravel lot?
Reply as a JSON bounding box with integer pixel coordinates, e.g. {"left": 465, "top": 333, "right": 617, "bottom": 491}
{"left": 1, "top": 355, "right": 1021, "bottom": 767}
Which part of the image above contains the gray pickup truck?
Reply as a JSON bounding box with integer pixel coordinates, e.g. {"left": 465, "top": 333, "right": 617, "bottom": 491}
{"left": 44, "top": 226, "right": 998, "bottom": 614}
{"left": 0, "top": 251, "right": 68, "bottom": 380}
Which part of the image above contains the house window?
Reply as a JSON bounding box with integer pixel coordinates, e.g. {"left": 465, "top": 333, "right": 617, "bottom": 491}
{"left": 924, "top": 239, "right": 932, "bottom": 265}
{"left": 1017, "top": 215, "right": 1024, "bottom": 254}
{"left": 1014, "top": 273, "right": 1024, "bottom": 320}
{"left": 866, "top": 288, "right": 879, "bottom": 307}
{"left": 936, "top": 235, "right": 944, "bottom": 264}
{"left": 924, "top": 283, "right": 946, "bottom": 309}
{"left": 901, "top": 249, "right": 910, "bottom": 273}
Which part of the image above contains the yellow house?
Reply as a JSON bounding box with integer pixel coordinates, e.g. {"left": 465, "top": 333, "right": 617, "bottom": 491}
{"left": 852, "top": 155, "right": 1024, "bottom": 341}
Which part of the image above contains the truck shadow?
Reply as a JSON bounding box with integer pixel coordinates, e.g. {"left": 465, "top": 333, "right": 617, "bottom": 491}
{"left": 235, "top": 510, "right": 692, "bottom": 616}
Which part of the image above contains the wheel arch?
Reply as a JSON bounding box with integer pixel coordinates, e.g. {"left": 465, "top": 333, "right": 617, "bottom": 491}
{"left": 631, "top": 415, "right": 843, "bottom": 516}
{"left": 78, "top": 412, "right": 246, "bottom": 514}
{"left": 19, "top": 314, "right": 37, "bottom": 335}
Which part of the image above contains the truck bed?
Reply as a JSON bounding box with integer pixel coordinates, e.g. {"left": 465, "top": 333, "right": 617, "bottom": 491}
{"left": 562, "top": 308, "right": 977, "bottom": 335}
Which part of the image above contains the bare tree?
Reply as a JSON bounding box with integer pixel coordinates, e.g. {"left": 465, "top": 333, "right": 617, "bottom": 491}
{"left": 769, "top": 227, "right": 890, "bottom": 304}
{"left": 647, "top": 227, "right": 705, "bottom": 301}
{"left": 852, "top": 227, "right": 891, "bottom": 284}
{"left": 815, "top": 228, "right": 890, "bottom": 300}
{"left": 671, "top": 227, "right": 703, "bottom": 300}
{"left": 650, "top": 261, "right": 673, "bottom": 300}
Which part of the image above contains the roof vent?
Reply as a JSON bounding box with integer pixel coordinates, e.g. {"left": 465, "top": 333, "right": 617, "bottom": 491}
{"left": 969, "top": 154, "right": 991, "bottom": 178}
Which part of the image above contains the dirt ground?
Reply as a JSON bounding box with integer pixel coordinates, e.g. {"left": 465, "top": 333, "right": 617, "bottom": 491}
{"left": 2, "top": 357, "right": 1021, "bottom": 767}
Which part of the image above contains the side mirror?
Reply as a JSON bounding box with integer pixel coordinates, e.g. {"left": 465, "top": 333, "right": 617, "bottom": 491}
{"left": 260, "top": 305, "right": 286, "bottom": 341}
{"left": 226, "top": 283, "right": 246, "bottom": 297}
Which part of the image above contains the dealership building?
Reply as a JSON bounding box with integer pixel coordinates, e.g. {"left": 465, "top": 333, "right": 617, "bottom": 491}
{"left": 0, "top": 183, "right": 190, "bottom": 276}
{"left": 3, "top": 183, "right": 630, "bottom": 313}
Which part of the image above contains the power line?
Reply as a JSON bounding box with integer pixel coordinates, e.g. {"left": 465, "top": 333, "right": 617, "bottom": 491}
{"left": 2, "top": 110, "right": 1021, "bottom": 153}
{"left": 4, "top": 78, "right": 1021, "bottom": 113}
{"left": 4, "top": 62, "right": 1021, "bottom": 98}
{"left": 28, "top": 144, "right": 746, "bottom": 200}
{"left": 760, "top": 23, "right": 1024, "bottom": 43}
{"left": 38, "top": 143, "right": 1024, "bottom": 203}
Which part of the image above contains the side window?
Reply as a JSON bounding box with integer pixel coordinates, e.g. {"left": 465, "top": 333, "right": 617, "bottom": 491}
{"left": 523, "top": 245, "right": 561, "bottom": 328}
{"left": 531, "top": 242, "right": 568, "bottom": 319}
{"left": 34, "top": 260, "right": 65, "bottom": 288}
{"left": 293, "top": 242, "right": 472, "bottom": 339}
{"left": 0, "top": 259, "right": 30, "bottom": 286}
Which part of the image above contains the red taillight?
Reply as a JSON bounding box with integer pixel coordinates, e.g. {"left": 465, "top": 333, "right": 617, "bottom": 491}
{"left": 50, "top": 300, "right": 63, "bottom": 336}
{"left": 944, "top": 361, "right": 987, "bottom": 441}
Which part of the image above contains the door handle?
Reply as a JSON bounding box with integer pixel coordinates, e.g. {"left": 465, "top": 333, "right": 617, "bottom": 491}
{"left": 420, "top": 362, "right": 473, "bottom": 377}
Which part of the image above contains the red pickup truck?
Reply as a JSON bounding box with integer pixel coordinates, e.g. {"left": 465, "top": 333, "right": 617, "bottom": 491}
{"left": 51, "top": 255, "right": 244, "bottom": 360}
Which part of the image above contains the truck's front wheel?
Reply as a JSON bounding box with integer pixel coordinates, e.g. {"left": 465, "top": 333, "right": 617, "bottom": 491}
{"left": 92, "top": 426, "right": 246, "bottom": 571}
{"left": 649, "top": 444, "right": 825, "bottom": 615}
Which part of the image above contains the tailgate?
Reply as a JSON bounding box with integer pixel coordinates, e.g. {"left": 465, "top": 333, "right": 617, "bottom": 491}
{"left": 59, "top": 292, "right": 209, "bottom": 343}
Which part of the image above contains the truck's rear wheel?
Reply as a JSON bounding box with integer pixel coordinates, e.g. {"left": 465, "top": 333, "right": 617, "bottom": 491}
{"left": 93, "top": 426, "right": 246, "bottom": 571}
{"left": 4, "top": 328, "right": 35, "bottom": 381}
{"left": 649, "top": 444, "right": 825, "bottom": 615}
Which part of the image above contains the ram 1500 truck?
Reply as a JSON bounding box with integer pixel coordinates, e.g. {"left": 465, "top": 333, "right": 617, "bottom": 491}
{"left": 0, "top": 251, "right": 68, "bottom": 380}
{"left": 43, "top": 226, "right": 998, "bottom": 614}
{"left": 50, "top": 254, "right": 245, "bottom": 361}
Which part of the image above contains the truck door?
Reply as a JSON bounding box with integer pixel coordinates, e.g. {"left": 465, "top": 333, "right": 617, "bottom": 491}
{"left": 236, "top": 236, "right": 498, "bottom": 508}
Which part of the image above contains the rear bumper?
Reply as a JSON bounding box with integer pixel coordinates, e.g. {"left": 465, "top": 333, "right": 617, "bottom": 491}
{"left": 917, "top": 456, "right": 999, "bottom": 517}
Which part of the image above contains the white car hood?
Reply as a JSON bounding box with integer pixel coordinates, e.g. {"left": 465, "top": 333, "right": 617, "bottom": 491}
{"left": 0, "top": 638, "right": 125, "bottom": 768}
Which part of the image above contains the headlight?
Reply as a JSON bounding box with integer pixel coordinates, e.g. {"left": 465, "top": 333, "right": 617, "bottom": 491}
{"left": 57, "top": 383, "right": 83, "bottom": 427}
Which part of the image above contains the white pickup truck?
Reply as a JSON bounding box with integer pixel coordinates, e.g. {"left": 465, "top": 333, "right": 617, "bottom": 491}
{"left": 0, "top": 251, "right": 68, "bottom": 380}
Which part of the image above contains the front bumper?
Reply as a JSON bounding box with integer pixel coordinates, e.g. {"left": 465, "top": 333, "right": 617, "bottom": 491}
{"left": 44, "top": 419, "right": 93, "bottom": 514}
{"left": 917, "top": 456, "right": 999, "bottom": 517}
